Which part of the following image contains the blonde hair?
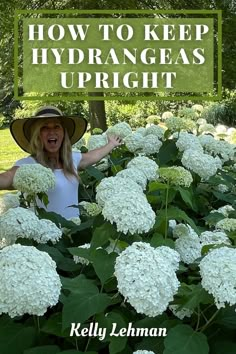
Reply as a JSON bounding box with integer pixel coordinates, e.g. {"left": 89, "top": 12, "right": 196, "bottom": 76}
{"left": 29, "top": 119, "right": 78, "bottom": 180}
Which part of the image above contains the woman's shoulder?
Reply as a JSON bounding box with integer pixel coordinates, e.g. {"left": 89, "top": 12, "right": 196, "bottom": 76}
{"left": 14, "top": 156, "right": 37, "bottom": 166}
{"left": 72, "top": 151, "right": 82, "bottom": 167}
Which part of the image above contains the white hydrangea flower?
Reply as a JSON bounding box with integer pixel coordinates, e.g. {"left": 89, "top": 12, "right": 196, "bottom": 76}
{"left": 176, "top": 132, "right": 203, "bottom": 152}
{"left": 216, "top": 124, "right": 227, "bottom": 134}
{"left": 198, "top": 124, "right": 216, "bottom": 135}
{"left": 215, "top": 205, "right": 235, "bottom": 217}
{"left": 192, "top": 104, "right": 204, "bottom": 113}
{"left": 72, "top": 137, "right": 86, "bottom": 151}
{"left": 0, "top": 244, "right": 61, "bottom": 317}
{"left": 95, "top": 157, "right": 109, "bottom": 172}
{"left": 102, "top": 191, "right": 155, "bottom": 235}
{"left": 144, "top": 125, "right": 165, "bottom": 139}
{"left": 116, "top": 168, "right": 148, "bottom": 190}
{"left": 196, "top": 118, "right": 207, "bottom": 125}
{"left": 133, "top": 351, "right": 155, "bottom": 354}
{"left": 87, "top": 134, "right": 108, "bottom": 151}
{"left": 36, "top": 219, "right": 62, "bottom": 244}
{"left": 124, "top": 132, "right": 144, "bottom": 153}
{"left": 79, "top": 201, "right": 102, "bottom": 216}
{"left": 69, "top": 216, "right": 81, "bottom": 225}
{"left": 135, "top": 127, "right": 146, "bottom": 136}
{"left": 166, "top": 117, "right": 196, "bottom": 132}
{"left": 162, "top": 111, "right": 173, "bottom": 120}
{"left": 114, "top": 242, "right": 180, "bottom": 317}
{"left": 216, "top": 184, "right": 229, "bottom": 193}
{"left": 127, "top": 156, "right": 159, "bottom": 181}
{"left": 199, "top": 247, "right": 236, "bottom": 308}
{"left": 106, "top": 122, "right": 132, "bottom": 139}
{"left": 198, "top": 135, "right": 235, "bottom": 162}
{"left": 0, "top": 207, "right": 62, "bottom": 246}
{"left": 181, "top": 149, "right": 222, "bottom": 180}
{"left": 0, "top": 192, "right": 20, "bottom": 215}
{"left": 13, "top": 164, "right": 55, "bottom": 195}
{"left": 0, "top": 207, "right": 40, "bottom": 246}
{"left": 73, "top": 243, "right": 90, "bottom": 265}
{"left": 169, "top": 304, "right": 193, "bottom": 319}
{"left": 155, "top": 246, "right": 180, "bottom": 271}
{"left": 200, "top": 230, "right": 231, "bottom": 247}
{"left": 174, "top": 224, "right": 201, "bottom": 264}
{"left": 159, "top": 166, "right": 193, "bottom": 187}
{"left": 96, "top": 176, "right": 143, "bottom": 207}
{"left": 169, "top": 219, "right": 177, "bottom": 230}
{"left": 141, "top": 134, "right": 162, "bottom": 155}
{"left": 215, "top": 218, "right": 236, "bottom": 232}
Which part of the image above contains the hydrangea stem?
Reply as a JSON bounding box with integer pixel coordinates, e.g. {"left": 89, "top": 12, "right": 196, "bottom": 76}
{"left": 165, "top": 182, "right": 170, "bottom": 239}
{"left": 198, "top": 309, "right": 220, "bottom": 332}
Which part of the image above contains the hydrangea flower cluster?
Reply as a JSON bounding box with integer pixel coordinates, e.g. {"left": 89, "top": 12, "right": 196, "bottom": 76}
{"left": 165, "top": 117, "right": 196, "bottom": 132}
{"left": 199, "top": 247, "right": 236, "bottom": 308}
{"left": 145, "top": 124, "right": 165, "bottom": 139}
{"left": 181, "top": 149, "right": 222, "bottom": 180}
{"left": 114, "top": 242, "right": 180, "bottom": 316}
{"left": 87, "top": 134, "right": 108, "bottom": 151}
{"left": 198, "top": 123, "right": 216, "bottom": 135}
{"left": 95, "top": 157, "right": 109, "bottom": 172}
{"left": 215, "top": 205, "right": 235, "bottom": 217}
{"left": 72, "top": 137, "right": 86, "bottom": 151}
{"left": 198, "top": 134, "right": 235, "bottom": 162}
{"left": 73, "top": 243, "right": 90, "bottom": 265}
{"left": 0, "top": 207, "right": 62, "bottom": 246}
{"left": 192, "top": 104, "right": 204, "bottom": 113}
{"left": 0, "top": 244, "right": 61, "bottom": 317}
{"left": 106, "top": 122, "right": 132, "bottom": 139}
{"left": 216, "top": 184, "right": 229, "bottom": 193}
{"left": 141, "top": 134, "right": 162, "bottom": 155}
{"left": 0, "top": 192, "right": 20, "bottom": 215}
{"left": 159, "top": 166, "right": 193, "bottom": 187}
{"left": 176, "top": 132, "right": 203, "bottom": 152}
{"left": 162, "top": 111, "right": 173, "bottom": 120}
{"left": 215, "top": 218, "right": 236, "bottom": 232}
{"left": 116, "top": 168, "right": 148, "bottom": 190}
{"left": 102, "top": 190, "right": 155, "bottom": 235}
{"left": 133, "top": 351, "right": 155, "bottom": 354}
{"left": 169, "top": 304, "right": 193, "bottom": 320}
{"left": 124, "top": 132, "right": 144, "bottom": 153}
{"left": 96, "top": 176, "right": 143, "bottom": 207}
{"left": 173, "top": 224, "right": 201, "bottom": 264}
{"left": 126, "top": 156, "right": 159, "bottom": 181}
{"left": 79, "top": 201, "right": 102, "bottom": 216}
{"left": 199, "top": 230, "right": 231, "bottom": 247}
{"left": 13, "top": 164, "right": 55, "bottom": 194}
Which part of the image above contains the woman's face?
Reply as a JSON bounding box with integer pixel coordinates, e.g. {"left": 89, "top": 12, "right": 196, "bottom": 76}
{"left": 39, "top": 118, "right": 64, "bottom": 153}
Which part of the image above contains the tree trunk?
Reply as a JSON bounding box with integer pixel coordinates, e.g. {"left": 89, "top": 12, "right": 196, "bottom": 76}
{"left": 88, "top": 92, "right": 107, "bottom": 132}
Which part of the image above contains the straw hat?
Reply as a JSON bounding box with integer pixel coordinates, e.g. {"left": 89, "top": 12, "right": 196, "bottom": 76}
{"left": 10, "top": 106, "right": 88, "bottom": 153}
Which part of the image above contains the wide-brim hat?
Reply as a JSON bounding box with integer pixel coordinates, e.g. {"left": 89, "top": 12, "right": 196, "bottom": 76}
{"left": 10, "top": 105, "right": 88, "bottom": 153}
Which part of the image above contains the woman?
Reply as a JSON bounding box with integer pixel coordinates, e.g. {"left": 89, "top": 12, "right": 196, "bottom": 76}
{"left": 0, "top": 106, "right": 122, "bottom": 218}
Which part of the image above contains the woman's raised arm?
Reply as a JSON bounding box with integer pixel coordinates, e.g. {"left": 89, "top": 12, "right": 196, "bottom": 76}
{"left": 0, "top": 166, "right": 18, "bottom": 190}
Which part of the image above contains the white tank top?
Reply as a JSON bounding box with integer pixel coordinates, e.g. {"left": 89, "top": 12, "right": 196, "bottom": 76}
{"left": 15, "top": 152, "right": 82, "bottom": 219}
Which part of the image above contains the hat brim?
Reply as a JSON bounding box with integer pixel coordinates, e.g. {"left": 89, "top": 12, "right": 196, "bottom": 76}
{"left": 10, "top": 115, "right": 88, "bottom": 153}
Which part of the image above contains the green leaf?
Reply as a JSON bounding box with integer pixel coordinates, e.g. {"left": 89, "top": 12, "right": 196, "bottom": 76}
{"left": 177, "top": 187, "right": 196, "bottom": 211}
{"left": 164, "top": 324, "right": 209, "bottom": 354}
{"left": 41, "top": 313, "right": 67, "bottom": 337}
{"left": 85, "top": 165, "right": 105, "bottom": 181}
{"left": 155, "top": 206, "right": 199, "bottom": 233}
{"left": 176, "top": 283, "right": 213, "bottom": 310}
{"left": 24, "top": 346, "right": 60, "bottom": 354}
{"left": 215, "top": 306, "right": 236, "bottom": 329}
{"left": 0, "top": 316, "right": 36, "bottom": 354}
{"left": 209, "top": 340, "right": 236, "bottom": 354}
{"left": 150, "top": 234, "right": 175, "bottom": 249}
{"left": 96, "top": 312, "right": 128, "bottom": 354}
{"left": 158, "top": 140, "right": 178, "bottom": 165}
{"left": 62, "top": 286, "right": 111, "bottom": 330}
{"left": 91, "top": 249, "right": 117, "bottom": 285}
{"left": 91, "top": 222, "right": 118, "bottom": 249}
{"left": 61, "top": 274, "right": 97, "bottom": 294}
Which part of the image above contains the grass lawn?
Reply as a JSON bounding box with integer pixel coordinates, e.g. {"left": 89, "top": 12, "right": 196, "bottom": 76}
{"left": 0, "top": 128, "right": 28, "bottom": 195}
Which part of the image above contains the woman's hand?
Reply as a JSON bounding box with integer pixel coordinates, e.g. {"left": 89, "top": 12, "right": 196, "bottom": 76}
{"left": 107, "top": 135, "right": 123, "bottom": 148}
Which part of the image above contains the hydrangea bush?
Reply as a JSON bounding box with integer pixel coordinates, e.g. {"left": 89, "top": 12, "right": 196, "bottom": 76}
{"left": 1, "top": 110, "right": 236, "bottom": 354}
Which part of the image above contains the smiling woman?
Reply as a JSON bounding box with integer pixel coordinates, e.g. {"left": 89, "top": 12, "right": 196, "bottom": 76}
{"left": 0, "top": 106, "right": 122, "bottom": 218}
